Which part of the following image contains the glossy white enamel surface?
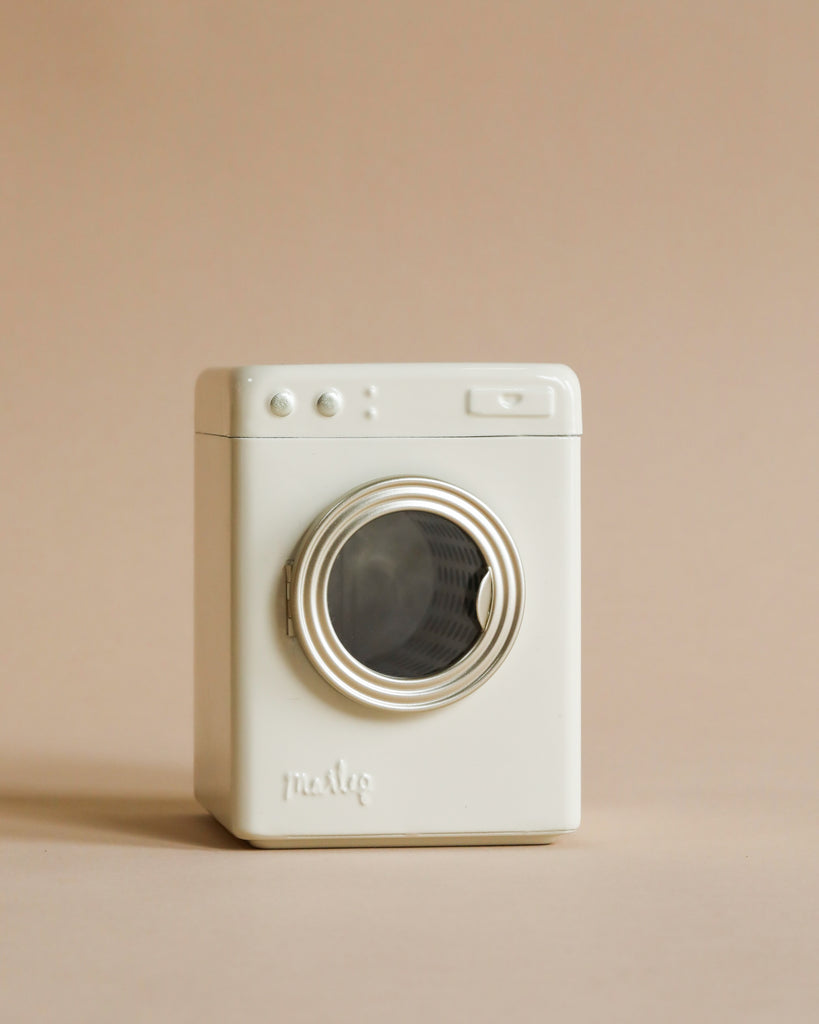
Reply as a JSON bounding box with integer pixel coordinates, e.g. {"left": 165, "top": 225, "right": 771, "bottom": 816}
{"left": 194, "top": 364, "right": 581, "bottom": 847}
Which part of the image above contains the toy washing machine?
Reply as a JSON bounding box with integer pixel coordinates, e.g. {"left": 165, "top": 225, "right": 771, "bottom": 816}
{"left": 194, "top": 364, "right": 581, "bottom": 847}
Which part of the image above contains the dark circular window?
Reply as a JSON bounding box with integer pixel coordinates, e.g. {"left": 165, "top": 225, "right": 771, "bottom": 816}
{"left": 327, "top": 510, "right": 489, "bottom": 678}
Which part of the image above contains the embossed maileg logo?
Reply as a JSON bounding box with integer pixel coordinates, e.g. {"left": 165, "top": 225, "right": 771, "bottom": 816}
{"left": 283, "top": 759, "right": 374, "bottom": 806}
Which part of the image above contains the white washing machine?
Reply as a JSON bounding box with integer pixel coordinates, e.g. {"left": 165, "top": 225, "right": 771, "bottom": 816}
{"left": 194, "top": 364, "right": 581, "bottom": 847}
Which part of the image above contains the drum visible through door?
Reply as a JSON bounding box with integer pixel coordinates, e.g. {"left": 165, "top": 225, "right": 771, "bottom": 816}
{"left": 286, "top": 477, "right": 525, "bottom": 711}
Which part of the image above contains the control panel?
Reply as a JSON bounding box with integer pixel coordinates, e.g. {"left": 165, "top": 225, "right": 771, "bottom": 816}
{"left": 195, "top": 364, "right": 581, "bottom": 438}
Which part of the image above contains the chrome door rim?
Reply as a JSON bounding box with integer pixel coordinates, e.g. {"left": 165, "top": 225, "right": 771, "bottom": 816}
{"left": 289, "top": 477, "right": 525, "bottom": 712}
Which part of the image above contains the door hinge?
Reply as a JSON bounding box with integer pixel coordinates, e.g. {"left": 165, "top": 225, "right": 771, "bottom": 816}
{"left": 284, "top": 561, "right": 295, "bottom": 637}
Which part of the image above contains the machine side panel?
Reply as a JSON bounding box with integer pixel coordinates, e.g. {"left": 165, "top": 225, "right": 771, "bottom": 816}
{"left": 193, "top": 433, "right": 234, "bottom": 828}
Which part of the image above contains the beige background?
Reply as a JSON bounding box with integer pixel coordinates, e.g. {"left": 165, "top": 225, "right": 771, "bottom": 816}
{"left": 1, "top": 2, "right": 817, "bottom": 1021}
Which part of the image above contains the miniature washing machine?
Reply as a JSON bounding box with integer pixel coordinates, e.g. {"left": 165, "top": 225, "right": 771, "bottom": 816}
{"left": 194, "top": 364, "right": 581, "bottom": 847}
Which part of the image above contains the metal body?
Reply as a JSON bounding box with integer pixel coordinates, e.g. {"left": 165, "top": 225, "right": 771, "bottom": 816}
{"left": 194, "top": 364, "right": 581, "bottom": 847}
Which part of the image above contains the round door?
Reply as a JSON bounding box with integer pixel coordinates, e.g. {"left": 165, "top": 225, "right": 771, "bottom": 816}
{"left": 287, "top": 477, "right": 524, "bottom": 711}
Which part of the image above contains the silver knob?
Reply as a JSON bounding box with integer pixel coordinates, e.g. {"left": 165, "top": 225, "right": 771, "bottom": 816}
{"left": 269, "top": 390, "right": 296, "bottom": 417}
{"left": 316, "top": 389, "right": 343, "bottom": 417}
